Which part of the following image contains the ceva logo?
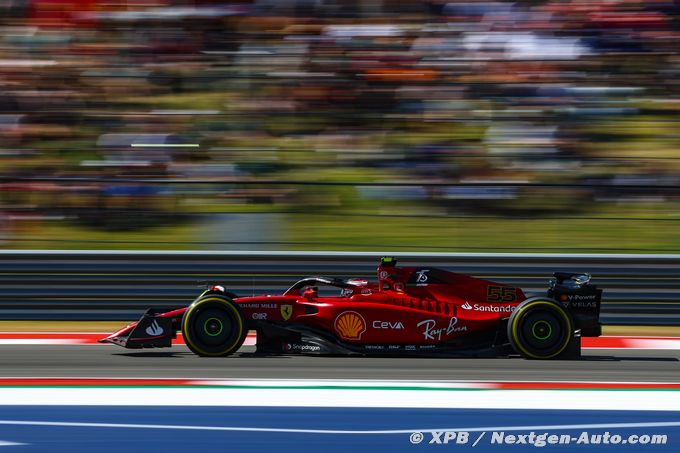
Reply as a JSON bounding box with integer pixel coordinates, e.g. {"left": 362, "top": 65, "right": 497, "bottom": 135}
{"left": 372, "top": 320, "right": 404, "bottom": 330}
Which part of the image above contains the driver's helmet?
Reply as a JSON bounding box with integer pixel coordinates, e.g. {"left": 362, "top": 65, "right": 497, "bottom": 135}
{"left": 340, "top": 278, "right": 369, "bottom": 297}
{"left": 303, "top": 286, "right": 318, "bottom": 299}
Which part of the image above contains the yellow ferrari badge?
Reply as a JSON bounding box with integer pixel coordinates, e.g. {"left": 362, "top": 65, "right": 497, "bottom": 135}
{"left": 281, "top": 304, "right": 293, "bottom": 321}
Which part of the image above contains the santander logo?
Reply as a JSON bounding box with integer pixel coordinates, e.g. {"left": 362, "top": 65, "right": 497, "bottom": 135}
{"left": 145, "top": 320, "right": 163, "bottom": 336}
{"left": 461, "top": 302, "right": 514, "bottom": 313}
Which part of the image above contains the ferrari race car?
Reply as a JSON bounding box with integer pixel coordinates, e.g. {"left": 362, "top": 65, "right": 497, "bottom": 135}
{"left": 101, "top": 257, "right": 602, "bottom": 359}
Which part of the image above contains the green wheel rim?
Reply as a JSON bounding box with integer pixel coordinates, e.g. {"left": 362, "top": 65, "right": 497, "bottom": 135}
{"left": 203, "top": 317, "right": 224, "bottom": 337}
{"left": 531, "top": 320, "right": 552, "bottom": 340}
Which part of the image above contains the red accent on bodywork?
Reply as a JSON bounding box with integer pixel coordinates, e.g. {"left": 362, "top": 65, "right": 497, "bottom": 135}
{"left": 98, "top": 322, "right": 137, "bottom": 343}
{"left": 101, "top": 262, "right": 539, "bottom": 348}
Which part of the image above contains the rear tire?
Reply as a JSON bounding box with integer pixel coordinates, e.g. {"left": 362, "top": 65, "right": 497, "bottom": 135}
{"left": 182, "top": 295, "right": 247, "bottom": 357}
{"left": 508, "top": 297, "right": 573, "bottom": 359}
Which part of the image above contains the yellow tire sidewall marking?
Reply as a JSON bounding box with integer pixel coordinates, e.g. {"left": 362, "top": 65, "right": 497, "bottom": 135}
{"left": 182, "top": 297, "right": 244, "bottom": 357}
{"left": 511, "top": 300, "right": 572, "bottom": 359}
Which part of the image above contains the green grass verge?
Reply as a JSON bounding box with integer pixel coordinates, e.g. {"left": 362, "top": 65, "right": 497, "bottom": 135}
{"left": 286, "top": 212, "right": 680, "bottom": 252}
{"left": 4, "top": 201, "right": 680, "bottom": 253}
{"left": 7, "top": 221, "right": 213, "bottom": 250}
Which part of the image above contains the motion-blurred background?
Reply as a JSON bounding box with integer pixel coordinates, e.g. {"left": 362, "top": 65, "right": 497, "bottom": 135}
{"left": 0, "top": 0, "right": 677, "bottom": 251}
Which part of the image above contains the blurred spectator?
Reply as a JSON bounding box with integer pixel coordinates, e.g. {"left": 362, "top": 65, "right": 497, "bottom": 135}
{"left": 0, "top": 0, "right": 677, "bottom": 234}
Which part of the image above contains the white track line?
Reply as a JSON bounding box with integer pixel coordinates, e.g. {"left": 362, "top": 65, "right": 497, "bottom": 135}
{"left": 0, "top": 388, "right": 678, "bottom": 411}
{"left": 0, "top": 339, "right": 82, "bottom": 345}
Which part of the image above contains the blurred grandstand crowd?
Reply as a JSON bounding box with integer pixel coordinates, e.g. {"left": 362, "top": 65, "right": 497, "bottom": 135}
{"left": 0, "top": 0, "right": 678, "bottom": 236}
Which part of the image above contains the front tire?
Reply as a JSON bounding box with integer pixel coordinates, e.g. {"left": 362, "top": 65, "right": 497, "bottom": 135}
{"left": 508, "top": 297, "right": 573, "bottom": 359}
{"left": 182, "top": 295, "right": 247, "bottom": 357}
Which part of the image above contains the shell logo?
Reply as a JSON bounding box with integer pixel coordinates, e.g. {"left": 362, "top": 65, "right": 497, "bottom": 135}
{"left": 334, "top": 311, "right": 367, "bottom": 341}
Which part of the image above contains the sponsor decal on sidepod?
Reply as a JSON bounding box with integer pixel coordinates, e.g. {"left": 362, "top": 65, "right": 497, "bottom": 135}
{"left": 372, "top": 320, "right": 404, "bottom": 330}
{"left": 461, "top": 301, "right": 514, "bottom": 313}
{"left": 417, "top": 317, "right": 468, "bottom": 341}
{"left": 334, "top": 311, "right": 367, "bottom": 340}
{"left": 285, "top": 343, "right": 321, "bottom": 352}
{"left": 242, "top": 303, "right": 277, "bottom": 309}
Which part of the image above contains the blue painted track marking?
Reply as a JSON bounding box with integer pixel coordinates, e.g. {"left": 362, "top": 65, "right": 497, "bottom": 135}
{"left": 0, "top": 407, "right": 677, "bottom": 452}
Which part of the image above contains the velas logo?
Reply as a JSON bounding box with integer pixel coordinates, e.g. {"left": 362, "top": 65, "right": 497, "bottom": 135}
{"left": 561, "top": 293, "right": 598, "bottom": 308}
{"left": 334, "top": 311, "right": 367, "bottom": 340}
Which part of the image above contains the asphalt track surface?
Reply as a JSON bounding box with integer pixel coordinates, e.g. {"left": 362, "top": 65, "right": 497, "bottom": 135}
{"left": 2, "top": 344, "right": 679, "bottom": 382}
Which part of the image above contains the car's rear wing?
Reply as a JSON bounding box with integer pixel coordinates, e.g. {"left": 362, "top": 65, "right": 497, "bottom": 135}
{"left": 548, "top": 272, "right": 602, "bottom": 337}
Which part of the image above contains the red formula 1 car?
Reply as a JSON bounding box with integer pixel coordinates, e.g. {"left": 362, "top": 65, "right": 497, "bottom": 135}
{"left": 101, "top": 257, "right": 602, "bottom": 359}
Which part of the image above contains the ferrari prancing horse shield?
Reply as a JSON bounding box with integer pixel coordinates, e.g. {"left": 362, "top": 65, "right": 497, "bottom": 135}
{"left": 281, "top": 304, "right": 293, "bottom": 321}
